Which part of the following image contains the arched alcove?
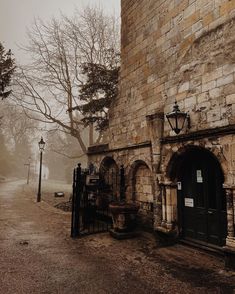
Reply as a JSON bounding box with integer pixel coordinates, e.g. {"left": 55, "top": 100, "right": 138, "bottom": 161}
{"left": 128, "top": 160, "right": 153, "bottom": 228}
{"left": 99, "top": 157, "right": 119, "bottom": 199}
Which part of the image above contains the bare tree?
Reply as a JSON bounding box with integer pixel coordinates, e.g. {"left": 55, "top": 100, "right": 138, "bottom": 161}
{"left": 12, "top": 6, "right": 120, "bottom": 155}
{"left": 0, "top": 102, "right": 38, "bottom": 147}
{"left": 0, "top": 102, "right": 37, "bottom": 178}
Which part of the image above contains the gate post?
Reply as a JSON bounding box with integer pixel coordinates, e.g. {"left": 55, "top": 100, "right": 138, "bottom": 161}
{"left": 71, "top": 163, "right": 82, "bottom": 238}
{"left": 70, "top": 168, "right": 76, "bottom": 237}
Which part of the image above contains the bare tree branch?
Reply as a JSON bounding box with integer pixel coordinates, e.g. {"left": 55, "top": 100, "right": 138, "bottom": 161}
{"left": 12, "top": 6, "right": 120, "bottom": 153}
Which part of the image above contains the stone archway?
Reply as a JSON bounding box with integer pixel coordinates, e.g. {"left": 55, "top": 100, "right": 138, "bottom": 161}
{"left": 167, "top": 146, "right": 227, "bottom": 247}
{"left": 99, "top": 157, "right": 119, "bottom": 199}
{"left": 128, "top": 160, "right": 154, "bottom": 228}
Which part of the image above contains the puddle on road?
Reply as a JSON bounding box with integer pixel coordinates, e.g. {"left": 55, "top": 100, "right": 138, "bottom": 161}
{"left": 19, "top": 240, "right": 29, "bottom": 246}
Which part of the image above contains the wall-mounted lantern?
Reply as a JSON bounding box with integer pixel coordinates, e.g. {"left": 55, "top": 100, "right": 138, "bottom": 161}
{"left": 166, "top": 101, "right": 190, "bottom": 135}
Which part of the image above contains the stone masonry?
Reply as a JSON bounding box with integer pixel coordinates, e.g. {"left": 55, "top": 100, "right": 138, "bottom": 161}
{"left": 88, "top": 0, "right": 235, "bottom": 268}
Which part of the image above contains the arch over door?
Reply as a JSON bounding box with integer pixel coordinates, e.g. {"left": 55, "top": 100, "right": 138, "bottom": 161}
{"left": 170, "top": 147, "right": 227, "bottom": 247}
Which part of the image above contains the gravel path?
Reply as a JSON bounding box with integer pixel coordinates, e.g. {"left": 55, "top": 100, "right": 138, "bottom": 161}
{"left": 0, "top": 180, "right": 234, "bottom": 294}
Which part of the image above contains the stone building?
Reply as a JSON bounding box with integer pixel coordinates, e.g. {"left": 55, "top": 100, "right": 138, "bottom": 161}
{"left": 88, "top": 0, "right": 235, "bottom": 268}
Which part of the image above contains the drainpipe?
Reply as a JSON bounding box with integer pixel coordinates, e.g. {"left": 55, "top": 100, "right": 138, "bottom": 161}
{"left": 146, "top": 113, "right": 164, "bottom": 230}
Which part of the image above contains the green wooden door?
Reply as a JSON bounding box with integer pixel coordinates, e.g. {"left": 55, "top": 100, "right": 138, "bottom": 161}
{"left": 180, "top": 150, "right": 227, "bottom": 247}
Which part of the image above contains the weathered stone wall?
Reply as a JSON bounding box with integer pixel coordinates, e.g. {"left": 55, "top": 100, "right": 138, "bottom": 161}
{"left": 88, "top": 0, "right": 235, "bottom": 251}
{"left": 134, "top": 164, "right": 153, "bottom": 203}
{"left": 134, "top": 163, "right": 154, "bottom": 228}
{"left": 108, "top": 0, "right": 235, "bottom": 148}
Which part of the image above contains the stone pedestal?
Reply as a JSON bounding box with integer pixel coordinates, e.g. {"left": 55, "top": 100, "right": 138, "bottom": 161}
{"left": 109, "top": 201, "right": 139, "bottom": 239}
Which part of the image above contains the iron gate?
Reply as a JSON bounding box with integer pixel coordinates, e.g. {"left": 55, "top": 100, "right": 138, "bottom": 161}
{"left": 71, "top": 164, "right": 113, "bottom": 238}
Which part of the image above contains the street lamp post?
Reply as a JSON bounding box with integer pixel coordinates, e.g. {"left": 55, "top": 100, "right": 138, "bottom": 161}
{"left": 24, "top": 157, "right": 31, "bottom": 185}
{"left": 37, "top": 137, "right": 45, "bottom": 202}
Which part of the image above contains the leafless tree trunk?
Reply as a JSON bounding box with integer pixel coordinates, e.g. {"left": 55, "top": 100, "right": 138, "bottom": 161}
{"left": 12, "top": 6, "right": 120, "bottom": 155}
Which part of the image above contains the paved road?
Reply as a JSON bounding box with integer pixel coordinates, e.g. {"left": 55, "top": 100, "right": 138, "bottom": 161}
{"left": 0, "top": 181, "right": 234, "bottom": 294}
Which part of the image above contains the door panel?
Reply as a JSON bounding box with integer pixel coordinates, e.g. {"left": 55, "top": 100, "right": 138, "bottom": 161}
{"left": 207, "top": 210, "right": 220, "bottom": 245}
{"left": 180, "top": 149, "right": 227, "bottom": 247}
{"left": 183, "top": 208, "right": 195, "bottom": 239}
{"left": 195, "top": 207, "right": 207, "bottom": 242}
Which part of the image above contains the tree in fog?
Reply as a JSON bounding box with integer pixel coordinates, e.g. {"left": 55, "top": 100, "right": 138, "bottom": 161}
{"left": 0, "top": 131, "right": 13, "bottom": 177}
{"left": 44, "top": 130, "right": 87, "bottom": 183}
{"left": 1, "top": 104, "right": 37, "bottom": 145}
{"left": 69, "top": 50, "right": 120, "bottom": 144}
{"left": 13, "top": 6, "right": 120, "bottom": 155}
{"left": 0, "top": 42, "right": 15, "bottom": 99}
{"left": 0, "top": 103, "right": 37, "bottom": 178}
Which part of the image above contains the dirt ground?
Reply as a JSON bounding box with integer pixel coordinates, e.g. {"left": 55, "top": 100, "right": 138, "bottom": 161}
{"left": 0, "top": 180, "right": 234, "bottom": 294}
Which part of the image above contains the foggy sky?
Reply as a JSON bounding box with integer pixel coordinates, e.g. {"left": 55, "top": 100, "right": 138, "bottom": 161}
{"left": 0, "top": 0, "right": 120, "bottom": 63}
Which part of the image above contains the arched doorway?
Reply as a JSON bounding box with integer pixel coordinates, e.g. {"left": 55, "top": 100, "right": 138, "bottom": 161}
{"left": 168, "top": 147, "right": 227, "bottom": 247}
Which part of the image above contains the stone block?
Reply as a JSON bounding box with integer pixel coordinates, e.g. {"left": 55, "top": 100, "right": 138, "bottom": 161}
{"left": 147, "top": 74, "right": 156, "bottom": 84}
{"left": 192, "top": 20, "right": 203, "bottom": 33}
{"left": 161, "top": 21, "right": 171, "bottom": 35}
{"left": 220, "top": 1, "right": 235, "bottom": 16}
{"left": 230, "top": 8, "right": 235, "bottom": 18}
{"left": 183, "top": 11, "right": 200, "bottom": 30}
{"left": 200, "top": 1, "right": 215, "bottom": 17}
{"left": 190, "top": 73, "right": 201, "bottom": 85}
{"left": 184, "top": 3, "right": 196, "bottom": 18}
{"left": 226, "top": 94, "right": 235, "bottom": 105}
{"left": 207, "top": 108, "right": 221, "bottom": 122}
{"left": 178, "top": 82, "right": 190, "bottom": 93}
{"left": 198, "top": 101, "right": 211, "bottom": 111}
{"left": 203, "top": 12, "right": 214, "bottom": 26}
{"left": 216, "top": 74, "right": 233, "bottom": 87}
{"left": 195, "top": 27, "right": 205, "bottom": 39}
{"left": 223, "top": 64, "right": 235, "bottom": 76}
{"left": 167, "top": 86, "right": 177, "bottom": 97}
{"left": 143, "top": 185, "right": 152, "bottom": 194}
{"left": 208, "top": 15, "right": 227, "bottom": 31}
{"left": 209, "top": 87, "right": 222, "bottom": 99}
{"left": 180, "top": 35, "right": 194, "bottom": 52}
{"left": 175, "top": 91, "right": 188, "bottom": 101}
{"left": 202, "top": 67, "right": 223, "bottom": 84}
{"left": 185, "top": 96, "right": 197, "bottom": 108}
{"left": 202, "top": 80, "right": 216, "bottom": 92}
{"left": 197, "top": 92, "right": 209, "bottom": 103}
{"left": 223, "top": 83, "right": 235, "bottom": 96}
{"left": 162, "top": 40, "right": 171, "bottom": 52}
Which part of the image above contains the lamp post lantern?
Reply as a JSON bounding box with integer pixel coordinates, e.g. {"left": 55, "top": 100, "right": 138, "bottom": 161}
{"left": 37, "top": 137, "right": 45, "bottom": 202}
{"left": 166, "top": 101, "right": 190, "bottom": 134}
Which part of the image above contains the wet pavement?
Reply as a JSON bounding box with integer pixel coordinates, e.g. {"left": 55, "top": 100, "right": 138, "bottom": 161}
{"left": 0, "top": 180, "right": 235, "bottom": 294}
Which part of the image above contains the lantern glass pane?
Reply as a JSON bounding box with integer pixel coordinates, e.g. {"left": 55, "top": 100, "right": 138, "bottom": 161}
{"left": 167, "top": 115, "right": 176, "bottom": 131}
{"left": 177, "top": 113, "right": 187, "bottom": 131}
